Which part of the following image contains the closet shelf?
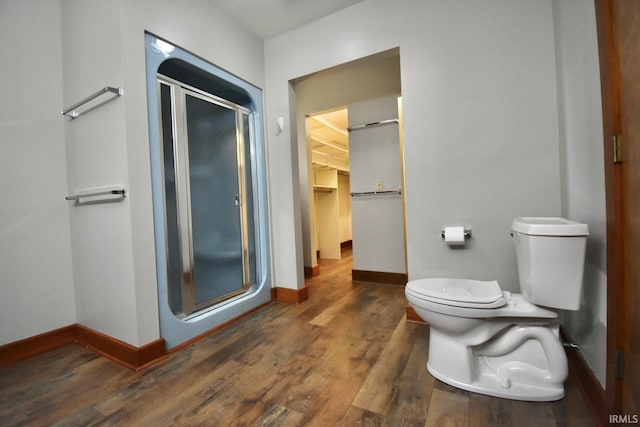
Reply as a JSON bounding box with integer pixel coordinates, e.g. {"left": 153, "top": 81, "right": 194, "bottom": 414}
{"left": 311, "top": 161, "right": 349, "bottom": 175}
{"left": 313, "top": 185, "right": 337, "bottom": 192}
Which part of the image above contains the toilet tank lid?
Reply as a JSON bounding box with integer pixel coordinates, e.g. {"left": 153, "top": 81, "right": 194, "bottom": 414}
{"left": 407, "top": 278, "right": 504, "bottom": 305}
{"left": 512, "top": 217, "right": 589, "bottom": 236}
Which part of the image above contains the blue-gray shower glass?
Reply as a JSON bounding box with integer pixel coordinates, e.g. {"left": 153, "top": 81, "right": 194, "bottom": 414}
{"left": 185, "top": 94, "right": 244, "bottom": 305}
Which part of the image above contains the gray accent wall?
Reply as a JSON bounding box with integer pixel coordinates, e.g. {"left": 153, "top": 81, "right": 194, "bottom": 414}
{"left": 553, "top": 0, "right": 607, "bottom": 387}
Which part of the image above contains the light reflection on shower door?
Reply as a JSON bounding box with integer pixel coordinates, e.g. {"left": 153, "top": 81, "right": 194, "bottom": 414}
{"left": 159, "top": 79, "right": 253, "bottom": 317}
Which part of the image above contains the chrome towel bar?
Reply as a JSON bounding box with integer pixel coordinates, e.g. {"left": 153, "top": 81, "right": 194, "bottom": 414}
{"left": 347, "top": 119, "right": 398, "bottom": 132}
{"left": 65, "top": 186, "right": 126, "bottom": 202}
{"left": 62, "top": 86, "right": 123, "bottom": 119}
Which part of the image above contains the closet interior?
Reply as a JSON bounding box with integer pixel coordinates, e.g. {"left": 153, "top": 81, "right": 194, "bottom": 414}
{"left": 309, "top": 109, "right": 352, "bottom": 260}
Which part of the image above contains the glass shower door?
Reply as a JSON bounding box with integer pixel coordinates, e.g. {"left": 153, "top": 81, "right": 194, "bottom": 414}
{"left": 159, "top": 78, "right": 253, "bottom": 317}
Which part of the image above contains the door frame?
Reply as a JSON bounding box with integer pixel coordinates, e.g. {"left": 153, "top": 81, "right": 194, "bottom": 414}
{"left": 157, "top": 75, "right": 254, "bottom": 317}
{"left": 594, "top": 0, "right": 626, "bottom": 418}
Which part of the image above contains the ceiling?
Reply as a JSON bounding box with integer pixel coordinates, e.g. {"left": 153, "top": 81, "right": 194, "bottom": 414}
{"left": 308, "top": 109, "right": 349, "bottom": 171}
{"left": 208, "top": 0, "right": 366, "bottom": 39}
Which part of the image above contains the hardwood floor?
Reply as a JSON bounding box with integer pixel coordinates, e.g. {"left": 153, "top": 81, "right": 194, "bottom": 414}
{"left": 0, "top": 249, "right": 595, "bottom": 426}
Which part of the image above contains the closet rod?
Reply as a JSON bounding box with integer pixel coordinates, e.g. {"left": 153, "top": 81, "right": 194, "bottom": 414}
{"left": 62, "top": 86, "right": 123, "bottom": 119}
{"left": 350, "top": 189, "right": 402, "bottom": 197}
{"left": 347, "top": 119, "right": 398, "bottom": 132}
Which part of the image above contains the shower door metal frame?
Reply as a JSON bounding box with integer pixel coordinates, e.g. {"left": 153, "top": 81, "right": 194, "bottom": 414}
{"left": 158, "top": 75, "right": 253, "bottom": 317}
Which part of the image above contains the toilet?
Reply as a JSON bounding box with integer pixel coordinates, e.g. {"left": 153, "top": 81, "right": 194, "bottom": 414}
{"left": 405, "top": 217, "right": 588, "bottom": 401}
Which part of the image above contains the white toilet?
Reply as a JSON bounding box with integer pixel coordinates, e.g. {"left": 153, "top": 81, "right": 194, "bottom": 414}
{"left": 405, "top": 217, "right": 588, "bottom": 401}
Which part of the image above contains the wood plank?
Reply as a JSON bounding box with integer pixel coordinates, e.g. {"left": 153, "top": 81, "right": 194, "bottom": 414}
{"left": 0, "top": 344, "right": 96, "bottom": 396}
{"left": 277, "top": 299, "right": 392, "bottom": 425}
{"left": 254, "top": 404, "right": 305, "bottom": 426}
{"left": 424, "top": 386, "right": 469, "bottom": 427}
{"left": 468, "top": 393, "right": 511, "bottom": 427}
{"left": 510, "top": 399, "right": 557, "bottom": 427}
{"left": 129, "top": 359, "right": 247, "bottom": 425}
{"left": 550, "top": 375, "right": 598, "bottom": 427}
{"left": 352, "top": 317, "right": 419, "bottom": 414}
{"left": 340, "top": 406, "right": 386, "bottom": 426}
{"left": 309, "top": 284, "right": 367, "bottom": 326}
{"left": 383, "top": 322, "right": 433, "bottom": 424}
{"left": 0, "top": 348, "right": 128, "bottom": 425}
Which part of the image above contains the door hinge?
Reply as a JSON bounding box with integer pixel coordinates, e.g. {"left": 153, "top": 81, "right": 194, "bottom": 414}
{"left": 613, "top": 134, "right": 623, "bottom": 163}
{"left": 616, "top": 350, "right": 625, "bottom": 379}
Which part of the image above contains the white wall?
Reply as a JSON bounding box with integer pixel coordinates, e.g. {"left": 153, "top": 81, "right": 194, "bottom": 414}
{"left": 552, "top": 0, "right": 607, "bottom": 387}
{"left": 265, "top": 0, "right": 562, "bottom": 291}
{"left": 0, "top": 0, "right": 76, "bottom": 346}
{"left": 61, "top": 0, "right": 139, "bottom": 346}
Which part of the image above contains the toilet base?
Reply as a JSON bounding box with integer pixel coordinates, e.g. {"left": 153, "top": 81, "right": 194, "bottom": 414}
{"left": 427, "top": 361, "right": 565, "bottom": 401}
{"left": 426, "top": 326, "right": 568, "bottom": 402}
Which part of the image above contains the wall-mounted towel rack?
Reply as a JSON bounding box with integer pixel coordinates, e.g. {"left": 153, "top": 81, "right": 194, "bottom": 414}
{"left": 347, "top": 119, "right": 399, "bottom": 132}
{"left": 61, "top": 86, "right": 123, "bottom": 119}
{"left": 350, "top": 189, "right": 402, "bottom": 197}
{"left": 65, "top": 185, "right": 126, "bottom": 203}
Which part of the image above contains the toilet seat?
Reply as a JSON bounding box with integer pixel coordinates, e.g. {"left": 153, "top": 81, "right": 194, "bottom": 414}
{"left": 406, "top": 278, "right": 557, "bottom": 319}
{"left": 407, "top": 278, "right": 505, "bottom": 308}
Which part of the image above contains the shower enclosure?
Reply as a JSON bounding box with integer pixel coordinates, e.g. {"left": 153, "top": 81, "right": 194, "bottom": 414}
{"left": 146, "top": 34, "right": 270, "bottom": 348}
{"left": 158, "top": 76, "right": 256, "bottom": 317}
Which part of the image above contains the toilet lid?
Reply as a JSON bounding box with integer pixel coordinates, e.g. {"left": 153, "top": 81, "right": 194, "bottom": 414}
{"left": 407, "top": 278, "right": 505, "bottom": 308}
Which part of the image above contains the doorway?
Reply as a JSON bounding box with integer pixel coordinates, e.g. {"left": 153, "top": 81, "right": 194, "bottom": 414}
{"left": 308, "top": 108, "right": 352, "bottom": 262}
{"left": 292, "top": 48, "right": 405, "bottom": 282}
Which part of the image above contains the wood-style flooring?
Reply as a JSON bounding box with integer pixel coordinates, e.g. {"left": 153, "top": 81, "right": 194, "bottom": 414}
{"left": 0, "top": 248, "right": 595, "bottom": 426}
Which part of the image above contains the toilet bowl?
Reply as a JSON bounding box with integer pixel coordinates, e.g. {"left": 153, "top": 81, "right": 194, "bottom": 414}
{"left": 406, "top": 278, "right": 567, "bottom": 401}
{"left": 406, "top": 217, "right": 588, "bottom": 401}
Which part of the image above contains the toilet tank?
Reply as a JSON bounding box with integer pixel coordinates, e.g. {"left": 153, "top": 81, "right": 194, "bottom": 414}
{"left": 512, "top": 217, "right": 589, "bottom": 311}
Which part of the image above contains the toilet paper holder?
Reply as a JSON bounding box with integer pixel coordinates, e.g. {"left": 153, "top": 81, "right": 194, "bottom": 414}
{"left": 441, "top": 228, "right": 472, "bottom": 239}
